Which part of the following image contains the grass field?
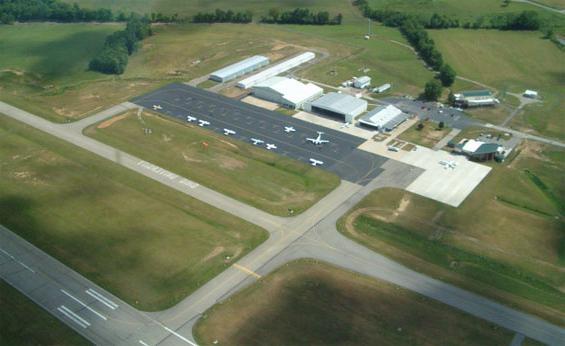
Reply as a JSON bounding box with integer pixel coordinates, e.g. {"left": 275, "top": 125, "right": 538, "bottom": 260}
{"left": 0, "top": 114, "right": 267, "bottom": 311}
{"left": 398, "top": 120, "right": 451, "bottom": 148}
{"left": 194, "top": 260, "right": 517, "bottom": 346}
{"left": 85, "top": 110, "right": 340, "bottom": 216}
{"left": 64, "top": 0, "right": 363, "bottom": 23}
{"left": 338, "top": 141, "right": 565, "bottom": 325}
{"left": 367, "top": 0, "right": 565, "bottom": 31}
{"left": 429, "top": 29, "right": 565, "bottom": 139}
{"left": 0, "top": 281, "right": 90, "bottom": 346}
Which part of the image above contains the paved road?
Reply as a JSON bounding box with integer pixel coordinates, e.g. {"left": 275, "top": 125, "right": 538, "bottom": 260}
{"left": 2, "top": 102, "right": 565, "bottom": 345}
{"left": 483, "top": 123, "right": 565, "bottom": 149}
{"left": 513, "top": 0, "right": 565, "bottom": 14}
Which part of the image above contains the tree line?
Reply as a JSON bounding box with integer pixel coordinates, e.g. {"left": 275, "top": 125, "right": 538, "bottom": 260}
{"left": 261, "top": 8, "right": 342, "bottom": 25}
{"left": 353, "top": 0, "right": 540, "bottom": 31}
{"left": 192, "top": 9, "right": 253, "bottom": 23}
{"left": 0, "top": 0, "right": 113, "bottom": 24}
{"left": 89, "top": 15, "right": 152, "bottom": 75}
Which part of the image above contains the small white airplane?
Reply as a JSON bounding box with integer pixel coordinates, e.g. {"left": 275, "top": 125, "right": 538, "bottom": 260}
{"left": 266, "top": 143, "right": 277, "bottom": 150}
{"left": 223, "top": 129, "right": 236, "bottom": 136}
{"left": 439, "top": 160, "right": 457, "bottom": 170}
{"left": 186, "top": 116, "right": 197, "bottom": 122}
{"left": 152, "top": 104, "right": 162, "bottom": 110}
{"left": 309, "top": 158, "right": 324, "bottom": 167}
{"left": 340, "top": 122, "right": 350, "bottom": 129}
{"left": 284, "top": 126, "right": 296, "bottom": 133}
{"left": 387, "top": 146, "right": 400, "bottom": 152}
{"left": 198, "top": 120, "right": 210, "bottom": 127}
{"left": 306, "top": 132, "right": 329, "bottom": 145}
{"left": 250, "top": 138, "right": 264, "bottom": 145}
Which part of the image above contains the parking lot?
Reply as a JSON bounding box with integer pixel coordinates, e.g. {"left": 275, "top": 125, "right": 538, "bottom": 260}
{"left": 132, "top": 83, "right": 388, "bottom": 185}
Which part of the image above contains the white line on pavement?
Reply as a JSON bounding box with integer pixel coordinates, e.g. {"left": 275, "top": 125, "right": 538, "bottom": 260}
{"left": 139, "top": 340, "right": 151, "bottom": 346}
{"left": 58, "top": 305, "right": 90, "bottom": 328}
{"left": 17, "top": 261, "right": 35, "bottom": 273}
{"left": 163, "top": 326, "right": 198, "bottom": 346}
{"left": 85, "top": 289, "right": 118, "bottom": 310}
{"left": 61, "top": 289, "right": 107, "bottom": 321}
{"left": 0, "top": 248, "right": 15, "bottom": 259}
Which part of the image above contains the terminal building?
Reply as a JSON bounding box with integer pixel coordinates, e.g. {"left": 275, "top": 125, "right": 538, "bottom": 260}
{"left": 358, "top": 104, "right": 408, "bottom": 131}
{"left": 251, "top": 77, "right": 323, "bottom": 109}
{"left": 454, "top": 90, "right": 496, "bottom": 107}
{"left": 209, "top": 55, "right": 269, "bottom": 83}
{"left": 305, "top": 92, "right": 367, "bottom": 123}
{"left": 237, "top": 52, "right": 316, "bottom": 89}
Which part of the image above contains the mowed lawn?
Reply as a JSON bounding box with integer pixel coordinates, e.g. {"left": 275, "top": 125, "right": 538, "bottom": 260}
{"left": 85, "top": 110, "right": 340, "bottom": 216}
{"left": 398, "top": 120, "right": 451, "bottom": 148}
{"left": 0, "top": 281, "right": 90, "bottom": 346}
{"left": 0, "top": 115, "right": 267, "bottom": 311}
{"left": 338, "top": 141, "right": 565, "bottom": 325}
{"left": 194, "top": 260, "right": 516, "bottom": 346}
{"left": 429, "top": 29, "right": 565, "bottom": 140}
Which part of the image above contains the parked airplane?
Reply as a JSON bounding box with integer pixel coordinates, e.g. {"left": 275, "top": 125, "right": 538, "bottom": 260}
{"left": 439, "top": 160, "right": 457, "bottom": 170}
{"left": 284, "top": 126, "right": 296, "bottom": 133}
{"left": 250, "top": 138, "right": 264, "bottom": 145}
{"left": 340, "top": 122, "right": 350, "bottom": 129}
{"left": 387, "top": 146, "right": 400, "bottom": 152}
{"left": 223, "top": 129, "right": 236, "bottom": 136}
{"left": 152, "top": 104, "right": 162, "bottom": 110}
{"left": 266, "top": 143, "right": 277, "bottom": 150}
{"left": 309, "top": 158, "right": 324, "bottom": 167}
{"left": 186, "top": 116, "right": 197, "bottom": 122}
{"left": 198, "top": 120, "right": 210, "bottom": 127}
{"left": 306, "top": 132, "right": 329, "bottom": 145}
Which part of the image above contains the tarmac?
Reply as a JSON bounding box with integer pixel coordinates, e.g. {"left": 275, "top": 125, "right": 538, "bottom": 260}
{"left": 132, "top": 83, "right": 387, "bottom": 185}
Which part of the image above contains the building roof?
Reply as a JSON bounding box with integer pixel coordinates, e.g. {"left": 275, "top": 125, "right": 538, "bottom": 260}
{"left": 524, "top": 89, "right": 538, "bottom": 96}
{"left": 459, "top": 90, "right": 492, "bottom": 98}
{"left": 359, "top": 104, "right": 404, "bottom": 128}
{"left": 459, "top": 139, "right": 500, "bottom": 155}
{"left": 356, "top": 76, "right": 371, "bottom": 84}
{"left": 253, "top": 77, "right": 322, "bottom": 105}
{"left": 237, "top": 52, "right": 315, "bottom": 89}
{"left": 311, "top": 92, "right": 368, "bottom": 116}
{"left": 210, "top": 55, "right": 269, "bottom": 80}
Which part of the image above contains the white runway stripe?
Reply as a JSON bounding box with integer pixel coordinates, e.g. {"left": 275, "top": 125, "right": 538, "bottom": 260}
{"left": 86, "top": 288, "right": 118, "bottom": 310}
{"left": 58, "top": 305, "right": 90, "bottom": 328}
{"left": 61, "top": 289, "right": 107, "bottom": 321}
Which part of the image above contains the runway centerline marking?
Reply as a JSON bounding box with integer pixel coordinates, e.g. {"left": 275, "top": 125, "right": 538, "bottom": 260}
{"left": 61, "top": 289, "right": 107, "bottom": 321}
{"left": 139, "top": 340, "right": 151, "bottom": 346}
{"left": 0, "top": 248, "right": 15, "bottom": 259}
{"left": 18, "top": 261, "right": 35, "bottom": 274}
{"left": 233, "top": 263, "right": 261, "bottom": 279}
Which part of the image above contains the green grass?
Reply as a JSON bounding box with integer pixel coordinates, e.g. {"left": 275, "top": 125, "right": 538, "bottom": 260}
{"left": 338, "top": 141, "right": 565, "bottom": 325}
{"left": 0, "top": 281, "right": 90, "bottom": 346}
{"left": 398, "top": 120, "right": 451, "bottom": 148}
{"left": 0, "top": 114, "right": 267, "bottom": 311}
{"left": 367, "top": 0, "right": 565, "bottom": 31}
{"left": 64, "top": 0, "right": 362, "bottom": 22}
{"left": 86, "top": 110, "right": 339, "bottom": 216}
{"left": 429, "top": 29, "right": 565, "bottom": 139}
{"left": 194, "top": 260, "right": 515, "bottom": 346}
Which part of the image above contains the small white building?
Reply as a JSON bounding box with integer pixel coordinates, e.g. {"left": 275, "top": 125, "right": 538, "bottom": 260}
{"left": 251, "top": 77, "right": 323, "bottom": 109}
{"left": 359, "top": 104, "right": 407, "bottom": 131}
{"left": 372, "top": 83, "right": 391, "bottom": 93}
{"left": 523, "top": 90, "right": 538, "bottom": 99}
{"left": 353, "top": 76, "right": 371, "bottom": 89}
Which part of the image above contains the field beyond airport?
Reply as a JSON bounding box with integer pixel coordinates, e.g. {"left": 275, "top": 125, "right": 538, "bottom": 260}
{"left": 339, "top": 141, "right": 565, "bottom": 325}
{"left": 194, "top": 260, "right": 519, "bottom": 346}
{"left": 86, "top": 110, "right": 340, "bottom": 215}
{"left": 0, "top": 114, "right": 267, "bottom": 311}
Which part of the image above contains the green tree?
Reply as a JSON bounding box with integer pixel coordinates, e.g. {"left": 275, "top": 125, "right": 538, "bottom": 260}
{"left": 423, "top": 79, "right": 443, "bottom": 101}
{"left": 439, "top": 64, "right": 456, "bottom": 87}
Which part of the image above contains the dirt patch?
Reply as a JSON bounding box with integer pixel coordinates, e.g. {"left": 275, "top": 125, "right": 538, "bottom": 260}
{"left": 161, "top": 134, "right": 173, "bottom": 142}
{"left": 0, "top": 68, "right": 25, "bottom": 76}
{"left": 395, "top": 196, "right": 410, "bottom": 215}
{"left": 218, "top": 139, "right": 239, "bottom": 150}
{"left": 508, "top": 141, "right": 547, "bottom": 168}
{"left": 181, "top": 151, "right": 202, "bottom": 163}
{"left": 216, "top": 154, "right": 246, "bottom": 170}
{"left": 201, "top": 246, "right": 225, "bottom": 263}
{"left": 97, "top": 114, "right": 129, "bottom": 129}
